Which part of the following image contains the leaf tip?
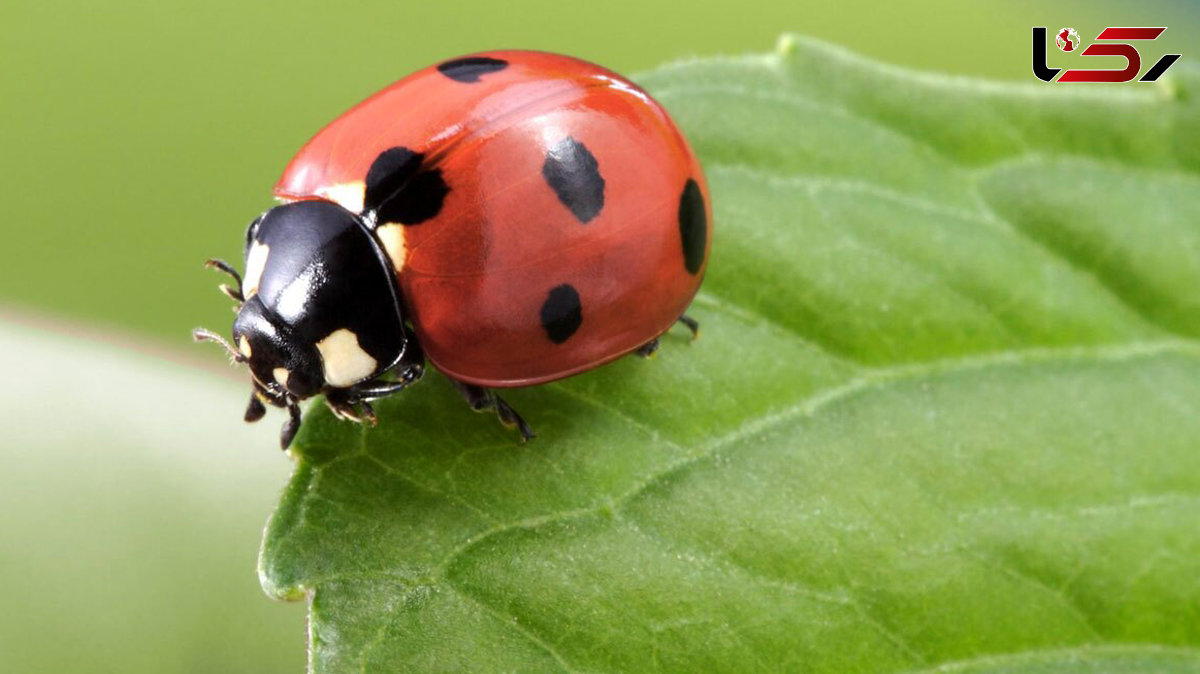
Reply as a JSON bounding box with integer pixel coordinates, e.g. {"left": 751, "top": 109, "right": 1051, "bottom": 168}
{"left": 775, "top": 34, "right": 799, "bottom": 59}
{"left": 1153, "top": 74, "right": 1182, "bottom": 102}
{"left": 1154, "top": 59, "right": 1200, "bottom": 104}
{"left": 258, "top": 524, "right": 312, "bottom": 602}
{"left": 258, "top": 563, "right": 310, "bottom": 602}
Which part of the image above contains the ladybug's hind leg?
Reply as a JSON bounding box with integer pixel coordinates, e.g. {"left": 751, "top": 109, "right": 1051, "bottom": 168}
{"left": 676, "top": 314, "right": 700, "bottom": 339}
{"left": 451, "top": 381, "right": 535, "bottom": 443}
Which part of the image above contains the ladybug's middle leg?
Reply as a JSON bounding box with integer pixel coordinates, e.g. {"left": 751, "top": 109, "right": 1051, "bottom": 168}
{"left": 634, "top": 338, "right": 661, "bottom": 358}
{"left": 450, "top": 380, "right": 535, "bottom": 443}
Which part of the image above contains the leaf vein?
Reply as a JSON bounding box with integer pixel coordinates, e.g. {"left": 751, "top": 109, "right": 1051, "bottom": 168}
{"left": 967, "top": 179, "right": 1179, "bottom": 338}
{"left": 430, "top": 339, "right": 1200, "bottom": 582}
{"left": 967, "top": 553, "right": 1103, "bottom": 640}
{"left": 446, "top": 584, "right": 584, "bottom": 674}
{"left": 901, "top": 643, "right": 1200, "bottom": 673}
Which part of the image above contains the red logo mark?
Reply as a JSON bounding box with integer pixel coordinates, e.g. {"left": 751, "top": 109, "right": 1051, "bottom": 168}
{"left": 1033, "top": 27, "right": 1181, "bottom": 83}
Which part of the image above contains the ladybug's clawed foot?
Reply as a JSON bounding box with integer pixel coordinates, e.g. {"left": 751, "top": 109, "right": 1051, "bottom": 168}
{"left": 359, "top": 401, "right": 379, "bottom": 426}
{"left": 325, "top": 391, "right": 376, "bottom": 425}
{"left": 451, "top": 381, "right": 536, "bottom": 443}
{"left": 204, "top": 258, "right": 245, "bottom": 304}
{"left": 495, "top": 397, "right": 536, "bottom": 443}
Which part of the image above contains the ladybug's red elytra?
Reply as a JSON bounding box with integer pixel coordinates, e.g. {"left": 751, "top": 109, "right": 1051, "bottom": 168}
{"left": 195, "top": 51, "right": 711, "bottom": 448}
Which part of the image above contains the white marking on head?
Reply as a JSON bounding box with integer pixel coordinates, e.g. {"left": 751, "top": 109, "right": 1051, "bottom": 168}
{"left": 316, "top": 328, "right": 378, "bottom": 388}
{"left": 375, "top": 223, "right": 407, "bottom": 274}
{"left": 238, "top": 335, "right": 253, "bottom": 359}
{"left": 273, "top": 367, "right": 290, "bottom": 387}
{"left": 316, "top": 181, "right": 366, "bottom": 215}
{"left": 243, "top": 241, "right": 270, "bottom": 297}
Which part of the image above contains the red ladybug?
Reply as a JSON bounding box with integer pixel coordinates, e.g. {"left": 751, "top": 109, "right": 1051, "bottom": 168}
{"left": 195, "top": 51, "right": 711, "bottom": 448}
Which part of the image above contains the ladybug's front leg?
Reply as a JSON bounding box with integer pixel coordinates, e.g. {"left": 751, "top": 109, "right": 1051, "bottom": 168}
{"left": 324, "top": 334, "right": 426, "bottom": 424}
{"left": 450, "top": 381, "right": 535, "bottom": 443}
{"left": 280, "top": 400, "right": 302, "bottom": 450}
{"left": 353, "top": 329, "right": 427, "bottom": 400}
{"left": 324, "top": 389, "right": 378, "bottom": 425}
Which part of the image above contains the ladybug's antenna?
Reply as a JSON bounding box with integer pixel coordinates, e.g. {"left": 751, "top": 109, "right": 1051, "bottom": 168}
{"left": 192, "top": 327, "right": 247, "bottom": 364}
{"left": 205, "top": 258, "right": 245, "bottom": 303}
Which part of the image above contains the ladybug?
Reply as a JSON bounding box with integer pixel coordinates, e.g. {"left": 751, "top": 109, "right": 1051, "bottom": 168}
{"left": 195, "top": 51, "right": 711, "bottom": 449}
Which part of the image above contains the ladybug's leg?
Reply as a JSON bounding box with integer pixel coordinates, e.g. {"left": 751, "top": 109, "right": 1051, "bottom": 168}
{"left": 324, "top": 329, "right": 426, "bottom": 422}
{"left": 280, "top": 399, "right": 302, "bottom": 450}
{"left": 244, "top": 392, "right": 267, "bottom": 422}
{"left": 450, "top": 381, "right": 536, "bottom": 443}
{"left": 324, "top": 390, "right": 375, "bottom": 425}
{"left": 350, "top": 369, "right": 423, "bottom": 400}
{"left": 493, "top": 396, "right": 535, "bottom": 442}
{"left": 350, "top": 329, "right": 426, "bottom": 399}
{"left": 634, "top": 315, "right": 700, "bottom": 360}
{"left": 676, "top": 314, "right": 700, "bottom": 339}
{"left": 204, "top": 258, "right": 245, "bottom": 303}
{"left": 389, "top": 327, "right": 426, "bottom": 387}
{"left": 634, "top": 338, "right": 661, "bottom": 359}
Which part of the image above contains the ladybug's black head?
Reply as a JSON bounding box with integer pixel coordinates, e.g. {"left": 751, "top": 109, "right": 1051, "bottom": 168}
{"left": 233, "top": 295, "right": 325, "bottom": 399}
{"left": 195, "top": 199, "right": 409, "bottom": 449}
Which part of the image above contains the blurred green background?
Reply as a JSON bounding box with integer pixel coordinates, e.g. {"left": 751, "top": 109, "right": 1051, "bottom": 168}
{"left": 1, "top": 0, "right": 1195, "bottom": 671}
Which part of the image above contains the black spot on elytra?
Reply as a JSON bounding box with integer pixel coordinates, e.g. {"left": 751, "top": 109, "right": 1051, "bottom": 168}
{"left": 679, "top": 178, "right": 706, "bottom": 275}
{"left": 540, "top": 284, "right": 583, "bottom": 344}
{"left": 363, "top": 146, "right": 449, "bottom": 225}
{"left": 542, "top": 137, "right": 605, "bottom": 224}
{"left": 437, "top": 56, "right": 509, "bottom": 83}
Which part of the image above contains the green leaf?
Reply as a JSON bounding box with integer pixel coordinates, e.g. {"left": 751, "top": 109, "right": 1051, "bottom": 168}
{"left": 260, "top": 36, "right": 1200, "bottom": 672}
